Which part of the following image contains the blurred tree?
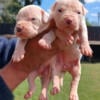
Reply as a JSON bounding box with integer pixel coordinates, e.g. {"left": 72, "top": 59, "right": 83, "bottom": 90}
{"left": 86, "top": 18, "right": 92, "bottom": 26}
{"left": 80, "top": 0, "right": 85, "bottom": 4}
{"left": 0, "top": 0, "right": 22, "bottom": 23}
{"left": 0, "top": 0, "right": 41, "bottom": 23}
{"left": 24, "top": 0, "right": 41, "bottom": 5}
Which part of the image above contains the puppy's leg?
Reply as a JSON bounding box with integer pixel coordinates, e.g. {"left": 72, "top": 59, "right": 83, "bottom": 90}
{"left": 12, "top": 38, "right": 27, "bottom": 62}
{"left": 69, "top": 60, "right": 81, "bottom": 100}
{"left": 79, "top": 16, "right": 93, "bottom": 57}
{"left": 24, "top": 71, "right": 38, "bottom": 99}
{"left": 51, "top": 71, "right": 61, "bottom": 95}
{"left": 38, "top": 30, "right": 56, "bottom": 49}
{"left": 39, "top": 66, "right": 51, "bottom": 100}
{"left": 50, "top": 56, "right": 62, "bottom": 95}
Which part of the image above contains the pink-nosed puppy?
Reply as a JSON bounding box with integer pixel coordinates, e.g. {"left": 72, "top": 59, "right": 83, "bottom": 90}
{"left": 38, "top": 0, "right": 93, "bottom": 100}
{"left": 12, "top": 5, "right": 49, "bottom": 62}
{"left": 11, "top": 5, "right": 52, "bottom": 100}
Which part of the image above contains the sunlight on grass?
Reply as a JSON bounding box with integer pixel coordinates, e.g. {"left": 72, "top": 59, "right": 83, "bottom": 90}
{"left": 14, "top": 63, "right": 100, "bottom": 100}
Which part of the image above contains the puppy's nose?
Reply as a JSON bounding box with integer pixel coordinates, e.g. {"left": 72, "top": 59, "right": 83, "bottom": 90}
{"left": 66, "top": 19, "right": 72, "bottom": 25}
{"left": 16, "top": 27, "right": 22, "bottom": 32}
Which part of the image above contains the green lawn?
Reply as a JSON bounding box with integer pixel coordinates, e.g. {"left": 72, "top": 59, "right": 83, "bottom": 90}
{"left": 14, "top": 63, "right": 100, "bottom": 100}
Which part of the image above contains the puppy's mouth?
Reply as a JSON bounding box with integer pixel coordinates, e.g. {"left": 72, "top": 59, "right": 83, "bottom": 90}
{"left": 16, "top": 32, "right": 28, "bottom": 39}
{"left": 67, "top": 25, "right": 78, "bottom": 31}
{"left": 56, "top": 20, "right": 79, "bottom": 32}
{"left": 65, "top": 20, "right": 79, "bottom": 30}
{"left": 62, "top": 17, "right": 79, "bottom": 31}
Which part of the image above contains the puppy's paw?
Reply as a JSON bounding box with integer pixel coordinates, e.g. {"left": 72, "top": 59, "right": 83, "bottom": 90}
{"left": 80, "top": 44, "right": 93, "bottom": 57}
{"left": 65, "top": 35, "right": 74, "bottom": 45}
{"left": 12, "top": 49, "right": 25, "bottom": 62}
{"left": 24, "top": 91, "right": 33, "bottom": 100}
{"left": 69, "top": 92, "right": 79, "bottom": 100}
{"left": 38, "top": 39, "right": 52, "bottom": 50}
{"left": 39, "top": 93, "right": 48, "bottom": 100}
{"left": 51, "top": 87, "right": 60, "bottom": 95}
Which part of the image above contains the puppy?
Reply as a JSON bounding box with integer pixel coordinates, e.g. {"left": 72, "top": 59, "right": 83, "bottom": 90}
{"left": 11, "top": 5, "right": 52, "bottom": 100}
{"left": 12, "top": 5, "right": 49, "bottom": 62}
{"left": 12, "top": 5, "right": 59, "bottom": 100}
{"left": 38, "top": 0, "right": 93, "bottom": 100}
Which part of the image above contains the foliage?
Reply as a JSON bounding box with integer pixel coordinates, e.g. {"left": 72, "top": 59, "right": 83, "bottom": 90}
{"left": 0, "top": 0, "right": 41, "bottom": 23}
{"left": 0, "top": 0, "right": 22, "bottom": 23}
{"left": 86, "top": 19, "right": 92, "bottom": 26}
{"left": 80, "top": 0, "right": 85, "bottom": 4}
{"left": 24, "top": 0, "right": 41, "bottom": 5}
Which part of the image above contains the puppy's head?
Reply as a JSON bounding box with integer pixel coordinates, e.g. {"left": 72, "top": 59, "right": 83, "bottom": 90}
{"left": 50, "top": 0, "right": 87, "bottom": 32}
{"left": 15, "top": 5, "right": 49, "bottom": 39}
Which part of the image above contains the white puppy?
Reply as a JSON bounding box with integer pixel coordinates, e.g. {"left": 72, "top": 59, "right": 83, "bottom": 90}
{"left": 12, "top": 5, "right": 49, "bottom": 62}
{"left": 12, "top": 5, "right": 55, "bottom": 100}
{"left": 38, "top": 0, "right": 93, "bottom": 100}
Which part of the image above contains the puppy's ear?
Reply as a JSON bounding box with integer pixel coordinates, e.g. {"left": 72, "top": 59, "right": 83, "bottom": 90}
{"left": 42, "top": 10, "right": 49, "bottom": 23}
{"left": 82, "top": 5, "right": 88, "bottom": 15}
{"left": 48, "top": 2, "right": 57, "bottom": 21}
{"left": 51, "top": 2, "right": 57, "bottom": 11}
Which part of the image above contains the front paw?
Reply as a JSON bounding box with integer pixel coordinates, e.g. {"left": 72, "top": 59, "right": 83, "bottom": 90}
{"left": 50, "top": 87, "right": 60, "bottom": 95}
{"left": 24, "top": 91, "right": 33, "bottom": 100}
{"left": 80, "top": 44, "right": 93, "bottom": 57}
{"left": 39, "top": 93, "right": 48, "bottom": 100}
{"left": 12, "top": 49, "right": 25, "bottom": 62}
{"left": 38, "top": 39, "right": 52, "bottom": 50}
{"left": 65, "top": 35, "right": 74, "bottom": 45}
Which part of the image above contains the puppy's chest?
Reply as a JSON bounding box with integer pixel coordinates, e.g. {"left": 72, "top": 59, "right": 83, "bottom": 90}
{"left": 62, "top": 59, "right": 79, "bottom": 72}
{"left": 56, "top": 30, "right": 77, "bottom": 49}
{"left": 55, "top": 30, "right": 81, "bottom": 59}
{"left": 56, "top": 54, "right": 79, "bottom": 72}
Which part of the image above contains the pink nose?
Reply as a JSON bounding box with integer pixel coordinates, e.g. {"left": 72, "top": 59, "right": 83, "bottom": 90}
{"left": 16, "top": 27, "right": 22, "bottom": 32}
{"left": 66, "top": 19, "right": 72, "bottom": 25}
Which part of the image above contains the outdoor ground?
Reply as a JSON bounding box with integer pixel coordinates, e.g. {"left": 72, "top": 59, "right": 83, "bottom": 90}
{"left": 14, "top": 63, "right": 100, "bottom": 100}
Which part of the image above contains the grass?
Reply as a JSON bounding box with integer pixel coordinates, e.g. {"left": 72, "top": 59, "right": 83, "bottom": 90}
{"left": 14, "top": 63, "right": 100, "bottom": 100}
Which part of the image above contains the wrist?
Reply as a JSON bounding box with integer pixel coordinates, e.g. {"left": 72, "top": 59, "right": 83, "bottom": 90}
{"left": 0, "top": 61, "right": 28, "bottom": 91}
{"left": 0, "top": 76, "right": 14, "bottom": 100}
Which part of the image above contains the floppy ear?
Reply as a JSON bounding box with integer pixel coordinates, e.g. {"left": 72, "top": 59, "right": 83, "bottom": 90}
{"left": 82, "top": 5, "right": 88, "bottom": 15}
{"left": 42, "top": 10, "right": 49, "bottom": 23}
{"left": 48, "top": 2, "right": 57, "bottom": 21}
{"left": 51, "top": 2, "right": 57, "bottom": 11}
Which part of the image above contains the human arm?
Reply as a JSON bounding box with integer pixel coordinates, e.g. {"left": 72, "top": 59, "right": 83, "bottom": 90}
{"left": 0, "top": 32, "right": 60, "bottom": 91}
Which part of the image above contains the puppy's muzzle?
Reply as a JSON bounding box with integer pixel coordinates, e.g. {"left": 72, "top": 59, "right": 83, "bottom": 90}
{"left": 15, "top": 23, "right": 26, "bottom": 37}
{"left": 16, "top": 22, "right": 25, "bottom": 33}
{"left": 66, "top": 19, "right": 72, "bottom": 25}
{"left": 64, "top": 18, "right": 72, "bottom": 25}
{"left": 16, "top": 27, "right": 22, "bottom": 32}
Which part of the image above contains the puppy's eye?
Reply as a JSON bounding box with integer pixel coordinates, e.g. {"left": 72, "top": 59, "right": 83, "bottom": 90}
{"left": 77, "top": 11, "right": 81, "bottom": 14}
{"left": 31, "top": 18, "right": 36, "bottom": 21}
{"left": 58, "top": 9, "right": 63, "bottom": 13}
